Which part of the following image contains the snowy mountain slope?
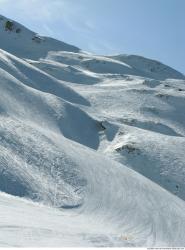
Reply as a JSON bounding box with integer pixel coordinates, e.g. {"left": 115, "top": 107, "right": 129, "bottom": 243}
{"left": 1, "top": 108, "right": 185, "bottom": 246}
{"left": 0, "top": 15, "right": 185, "bottom": 247}
{"left": 70, "top": 76, "right": 185, "bottom": 199}
{"left": 29, "top": 50, "right": 185, "bottom": 81}
{"left": 0, "top": 15, "right": 79, "bottom": 60}
{"left": 1, "top": 173, "right": 185, "bottom": 247}
{"left": 109, "top": 54, "right": 185, "bottom": 80}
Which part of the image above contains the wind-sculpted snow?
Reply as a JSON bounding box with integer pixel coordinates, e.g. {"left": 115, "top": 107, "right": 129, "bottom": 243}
{"left": 0, "top": 50, "right": 89, "bottom": 106}
{"left": 0, "top": 14, "right": 185, "bottom": 247}
{"left": 27, "top": 59, "right": 100, "bottom": 85}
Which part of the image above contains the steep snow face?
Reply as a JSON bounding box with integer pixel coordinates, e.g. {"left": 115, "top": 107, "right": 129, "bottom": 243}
{"left": 0, "top": 15, "right": 185, "bottom": 247}
{"left": 0, "top": 15, "right": 79, "bottom": 60}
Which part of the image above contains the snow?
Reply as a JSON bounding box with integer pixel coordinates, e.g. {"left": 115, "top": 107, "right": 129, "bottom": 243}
{"left": 0, "top": 14, "right": 185, "bottom": 247}
{"left": 0, "top": 15, "right": 79, "bottom": 60}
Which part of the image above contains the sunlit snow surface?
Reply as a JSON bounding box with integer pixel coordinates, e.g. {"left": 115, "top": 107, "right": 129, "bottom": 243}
{"left": 0, "top": 15, "right": 185, "bottom": 247}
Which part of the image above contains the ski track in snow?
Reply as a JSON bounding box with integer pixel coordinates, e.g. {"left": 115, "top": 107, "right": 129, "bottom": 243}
{"left": 0, "top": 14, "right": 185, "bottom": 247}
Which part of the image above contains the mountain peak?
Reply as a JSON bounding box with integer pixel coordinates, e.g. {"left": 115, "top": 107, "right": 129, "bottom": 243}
{"left": 0, "top": 14, "right": 79, "bottom": 60}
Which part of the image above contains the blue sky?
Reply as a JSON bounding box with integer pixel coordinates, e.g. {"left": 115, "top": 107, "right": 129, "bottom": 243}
{"left": 0, "top": 0, "right": 184, "bottom": 74}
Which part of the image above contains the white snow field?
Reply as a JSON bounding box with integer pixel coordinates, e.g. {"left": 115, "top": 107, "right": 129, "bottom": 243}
{"left": 0, "top": 14, "right": 185, "bottom": 247}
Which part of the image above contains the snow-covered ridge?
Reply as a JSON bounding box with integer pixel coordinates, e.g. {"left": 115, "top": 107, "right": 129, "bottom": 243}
{"left": 0, "top": 14, "right": 185, "bottom": 247}
{"left": 0, "top": 14, "right": 79, "bottom": 59}
{"left": 110, "top": 54, "right": 185, "bottom": 80}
